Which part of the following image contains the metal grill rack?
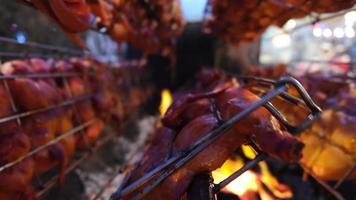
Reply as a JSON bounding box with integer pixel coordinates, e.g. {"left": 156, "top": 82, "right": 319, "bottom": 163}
{"left": 235, "top": 76, "right": 356, "bottom": 200}
{"left": 0, "top": 66, "right": 149, "bottom": 199}
{"left": 0, "top": 71, "right": 91, "bottom": 197}
{"left": 202, "top": 3, "right": 356, "bottom": 199}
{"left": 109, "top": 76, "right": 325, "bottom": 200}
{"left": 0, "top": 35, "right": 152, "bottom": 199}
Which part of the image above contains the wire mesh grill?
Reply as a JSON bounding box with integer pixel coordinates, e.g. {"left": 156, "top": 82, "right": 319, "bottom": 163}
{"left": 0, "top": 56, "right": 153, "bottom": 199}
{"left": 109, "top": 76, "right": 327, "bottom": 200}
{"left": 0, "top": 70, "right": 96, "bottom": 197}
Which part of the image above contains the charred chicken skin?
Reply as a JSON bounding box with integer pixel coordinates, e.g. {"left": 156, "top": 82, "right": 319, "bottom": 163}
{"left": 124, "top": 85, "right": 304, "bottom": 200}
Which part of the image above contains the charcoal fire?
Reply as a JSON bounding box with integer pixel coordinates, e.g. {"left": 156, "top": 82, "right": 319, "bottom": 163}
{"left": 212, "top": 146, "right": 293, "bottom": 200}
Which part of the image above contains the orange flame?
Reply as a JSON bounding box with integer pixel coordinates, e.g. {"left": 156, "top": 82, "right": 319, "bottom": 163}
{"left": 212, "top": 146, "right": 293, "bottom": 200}
{"left": 159, "top": 89, "right": 173, "bottom": 117}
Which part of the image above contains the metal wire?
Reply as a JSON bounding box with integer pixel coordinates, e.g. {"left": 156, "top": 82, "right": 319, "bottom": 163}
{"left": 110, "top": 76, "right": 322, "bottom": 200}
{"left": 0, "top": 36, "right": 85, "bottom": 56}
{"left": 36, "top": 129, "right": 117, "bottom": 198}
{"left": 0, "top": 70, "right": 101, "bottom": 199}
{"left": 301, "top": 164, "right": 345, "bottom": 200}
{"left": 236, "top": 75, "right": 355, "bottom": 199}
{"left": 0, "top": 72, "right": 82, "bottom": 79}
{"left": 0, "top": 51, "right": 56, "bottom": 59}
{"left": 0, "top": 119, "right": 96, "bottom": 173}
{"left": 213, "top": 153, "right": 268, "bottom": 192}
{"left": 0, "top": 95, "right": 92, "bottom": 124}
{"left": 333, "top": 162, "right": 356, "bottom": 189}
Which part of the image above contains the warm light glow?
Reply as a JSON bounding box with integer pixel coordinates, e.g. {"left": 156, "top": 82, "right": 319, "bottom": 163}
{"left": 212, "top": 158, "right": 258, "bottom": 197}
{"left": 212, "top": 157, "right": 293, "bottom": 200}
{"left": 241, "top": 145, "right": 257, "bottom": 159}
{"left": 285, "top": 19, "right": 296, "bottom": 30}
{"left": 272, "top": 34, "right": 291, "bottom": 48}
{"left": 313, "top": 27, "right": 322, "bottom": 37}
{"left": 225, "top": 171, "right": 260, "bottom": 197}
{"left": 344, "top": 11, "right": 356, "bottom": 26}
{"left": 333, "top": 27, "right": 344, "bottom": 38}
{"left": 259, "top": 161, "right": 293, "bottom": 199}
{"left": 323, "top": 28, "right": 332, "bottom": 38}
{"left": 159, "top": 89, "right": 173, "bottom": 116}
{"left": 345, "top": 27, "right": 355, "bottom": 38}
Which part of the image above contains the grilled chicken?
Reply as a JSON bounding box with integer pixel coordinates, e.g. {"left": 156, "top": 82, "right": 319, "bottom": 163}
{"left": 124, "top": 85, "right": 303, "bottom": 200}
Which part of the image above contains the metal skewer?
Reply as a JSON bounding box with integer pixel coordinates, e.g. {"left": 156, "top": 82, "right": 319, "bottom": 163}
{"left": 301, "top": 165, "right": 345, "bottom": 200}
{"left": 213, "top": 153, "right": 268, "bottom": 192}
{"left": 0, "top": 95, "right": 92, "bottom": 124}
{"left": 0, "top": 72, "right": 81, "bottom": 79}
{"left": 0, "top": 119, "right": 96, "bottom": 173}
{"left": 111, "top": 84, "right": 287, "bottom": 200}
{"left": 36, "top": 129, "right": 117, "bottom": 198}
{"left": 0, "top": 36, "right": 85, "bottom": 56}
{"left": 333, "top": 162, "right": 356, "bottom": 189}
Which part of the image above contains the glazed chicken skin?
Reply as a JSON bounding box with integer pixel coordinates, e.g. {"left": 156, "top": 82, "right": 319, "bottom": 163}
{"left": 126, "top": 126, "right": 176, "bottom": 184}
{"left": 0, "top": 57, "right": 124, "bottom": 199}
{"left": 123, "top": 85, "right": 304, "bottom": 200}
{"left": 2, "top": 60, "right": 74, "bottom": 179}
{"left": 0, "top": 84, "right": 18, "bottom": 135}
{"left": 0, "top": 131, "right": 31, "bottom": 165}
{"left": 0, "top": 159, "right": 35, "bottom": 200}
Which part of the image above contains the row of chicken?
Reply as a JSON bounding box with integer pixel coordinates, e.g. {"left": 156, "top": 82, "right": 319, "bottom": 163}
{"left": 117, "top": 69, "right": 307, "bottom": 200}
{"left": 295, "top": 73, "right": 356, "bottom": 180}
{"left": 0, "top": 57, "right": 155, "bottom": 200}
{"left": 206, "top": 0, "right": 356, "bottom": 45}
{"left": 21, "top": 0, "right": 184, "bottom": 54}
{"left": 246, "top": 65, "right": 356, "bottom": 180}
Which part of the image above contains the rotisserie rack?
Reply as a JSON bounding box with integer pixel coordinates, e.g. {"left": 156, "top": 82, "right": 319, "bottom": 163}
{"left": 109, "top": 75, "right": 320, "bottom": 200}
{"left": 0, "top": 36, "right": 155, "bottom": 199}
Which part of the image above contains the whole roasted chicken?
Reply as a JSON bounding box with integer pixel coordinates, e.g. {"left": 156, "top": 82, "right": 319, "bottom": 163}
{"left": 0, "top": 57, "right": 126, "bottom": 200}
{"left": 207, "top": 0, "right": 356, "bottom": 45}
{"left": 270, "top": 74, "right": 356, "bottom": 180}
{"left": 122, "top": 81, "right": 304, "bottom": 200}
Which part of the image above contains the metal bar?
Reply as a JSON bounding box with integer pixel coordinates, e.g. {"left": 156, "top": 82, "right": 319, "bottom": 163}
{"left": 0, "top": 51, "right": 55, "bottom": 59}
{"left": 213, "top": 153, "right": 268, "bottom": 192}
{"left": 0, "top": 36, "right": 85, "bottom": 56}
{"left": 35, "top": 129, "right": 116, "bottom": 198}
{"left": 236, "top": 75, "right": 305, "bottom": 105}
{"left": 0, "top": 95, "right": 92, "bottom": 124}
{"left": 237, "top": 76, "right": 321, "bottom": 133}
{"left": 36, "top": 116, "right": 134, "bottom": 199}
{"left": 0, "top": 119, "right": 96, "bottom": 173}
{"left": 0, "top": 72, "right": 82, "bottom": 79}
{"left": 2, "top": 80, "right": 22, "bottom": 125}
{"left": 187, "top": 173, "right": 216, "bottom": 200}
{"left": 111, "top": 76, "right": 321, "bottom": 200}
{"left": 301, "top": 165, "right": 345, "bottom": 200}
{"left": 62, "top": 77, "right": 91, "bottom": 147}
{"left": 333, "top": 162, "right": 356, "bottom": 189}
{"left": 111, "top": 85, "right": 288, "bottom": 200}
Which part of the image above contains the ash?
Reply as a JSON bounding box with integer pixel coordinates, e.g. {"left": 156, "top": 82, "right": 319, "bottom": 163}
{"left": 43, "top": 116, "right": 157, "bottom": 200}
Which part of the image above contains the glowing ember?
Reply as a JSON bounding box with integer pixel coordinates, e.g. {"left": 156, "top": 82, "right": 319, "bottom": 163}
{"left": 159, "top": 89, "right": 173, "bottom": 116}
